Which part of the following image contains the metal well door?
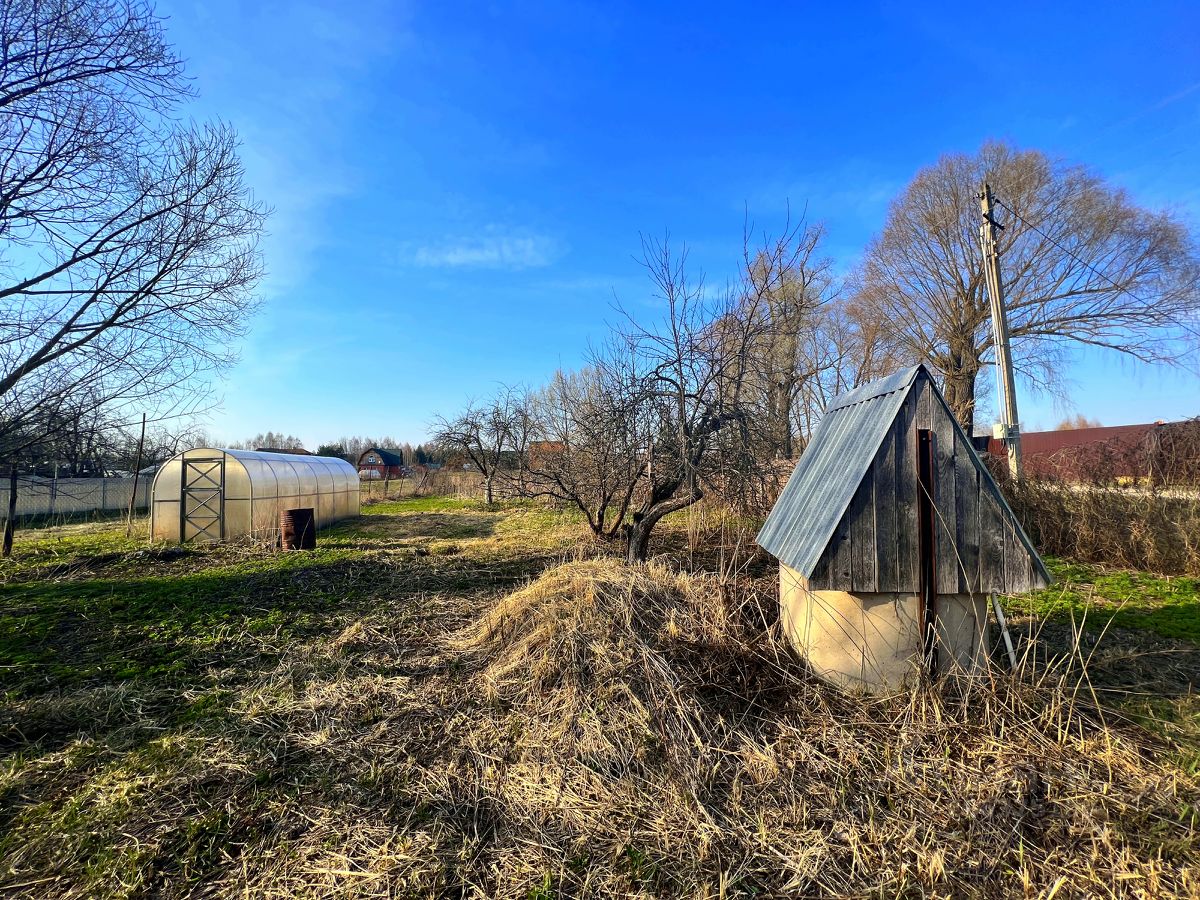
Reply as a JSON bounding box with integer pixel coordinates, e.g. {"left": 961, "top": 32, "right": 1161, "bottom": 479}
{"left": 181, "top": 457, "right": 225, "bottom": 542}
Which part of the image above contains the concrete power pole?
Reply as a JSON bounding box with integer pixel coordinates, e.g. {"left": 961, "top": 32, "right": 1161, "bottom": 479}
{"left": 978, "top": 182, "right": 1023, "bottom": 481}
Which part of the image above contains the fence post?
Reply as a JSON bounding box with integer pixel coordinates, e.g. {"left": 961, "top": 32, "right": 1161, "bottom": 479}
{"left": 3, "top": 466, "right": 16, "bottom": 557}
{"left": 127, "top": 413, "right": 146, "bottom": 535}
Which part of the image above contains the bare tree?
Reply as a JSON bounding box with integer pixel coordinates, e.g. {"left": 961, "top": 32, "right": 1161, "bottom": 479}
{"left": 740, "top": 213, "right": 839, "bottom": 458}
{"left": 525, "top": 364, "right": 645, "bottom": 537}
{"left": 1054, "top": 414, "right": 1102, "bottom": 431}
{"left": 614, "top": 235, "right": 771, "bottom": 563}
{"left": 522, "top": 229, "right": 841, "bottom": 560}
{"left": 431, "top": 387, "right": 526, "bottom": 505}
{"left": 228, "top": 432, "right": 305, "bottom": 450}
{"left": 505, "top": 393, "right": 535, "bottom": 497}
{"left": 851, "top": 140, "right": 1200, "bottom": 433}
{"left": 0, "top": 0, "right": 265, "bottom": 459}
{"left": 784, "top": 297, "right": 899, "bottom": 439}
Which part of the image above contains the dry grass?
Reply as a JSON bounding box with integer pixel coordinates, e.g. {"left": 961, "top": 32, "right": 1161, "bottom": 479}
{"left": 996, "top": 425, "right": 1200, "bottom": 578}
{"left": 440, "top": 559, "right": 1198, "bottom": 898}
{"left": 1, "top": 501, "right": 1198, "bottom": 897}
{"left": 1004, "top": 478, "right": 1200, "bottom": 578}
{"left": 360, "top": 470, "right": 485, "bottom": 503}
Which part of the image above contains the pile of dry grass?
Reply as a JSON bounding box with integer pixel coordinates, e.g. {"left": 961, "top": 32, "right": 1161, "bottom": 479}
{"left": 442, "top": 559, "right": 1198, "bottom": 897}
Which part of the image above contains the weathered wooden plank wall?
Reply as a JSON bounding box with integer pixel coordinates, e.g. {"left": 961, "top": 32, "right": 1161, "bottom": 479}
{"left": 804, "top": 370, "right": 1046, "bottom": 596}
{"left": 831, "top": 512, "right": 853, "bottom": 587}
{"left": 979, "top": 493, "right": 1006, "bottom": 593}
{"left": 955, "top": 444, "right": 980, "bottom": 593}
{"left": 894, "top": 391, "right": 919, "bottom": 589}
{"left": 850, "top": 473, "right": 876, "bottom": 593}
{"left": 874, "top": 424, "right": 898, "bottom": 592}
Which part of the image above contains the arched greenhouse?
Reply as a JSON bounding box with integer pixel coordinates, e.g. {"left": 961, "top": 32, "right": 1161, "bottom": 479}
{"left": 151, "top": 448, "right": 359, "bottom": 543}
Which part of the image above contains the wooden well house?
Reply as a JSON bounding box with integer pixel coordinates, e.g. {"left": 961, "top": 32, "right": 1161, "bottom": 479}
{"left": 757, "top": 364, "right": 1050, "bottom": 691}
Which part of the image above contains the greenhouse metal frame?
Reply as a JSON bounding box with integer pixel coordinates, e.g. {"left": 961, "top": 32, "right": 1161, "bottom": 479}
{"left": 151, "top": 448, "right": 360, "bottom": 543}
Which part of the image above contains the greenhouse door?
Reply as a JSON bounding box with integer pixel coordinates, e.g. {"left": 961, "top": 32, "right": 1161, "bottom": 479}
{"left": 181, "top": 456, "right": 225, "bottom": 542}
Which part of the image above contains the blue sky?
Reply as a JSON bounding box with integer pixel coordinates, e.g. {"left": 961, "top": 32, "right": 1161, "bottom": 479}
{"left": 158, "top": 0, "right": 1200, "bottom": 446}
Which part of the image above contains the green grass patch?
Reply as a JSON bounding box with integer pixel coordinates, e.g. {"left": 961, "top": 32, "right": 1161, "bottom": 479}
{"left": 1009, "top": 556, "right": 1200, "bottom": 644}
{"left": 0, "top": 497, "right": 579, "bottom": 699}
{"left": 1006, "top": 556, "right": 1200, "bottom": 772}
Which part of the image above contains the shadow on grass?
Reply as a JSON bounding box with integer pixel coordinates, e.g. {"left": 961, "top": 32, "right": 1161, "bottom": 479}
{"left": 0, "top": 529, "right": 574, "bottom": 895}
{"left": 320, "top": 510, "right": 499, "bottom": 548}
{"left": 0, "top": 542, "right": 562, "bottom": 756}
{"left": 1007, "top": 615, "right": 1200, "bottom": 700}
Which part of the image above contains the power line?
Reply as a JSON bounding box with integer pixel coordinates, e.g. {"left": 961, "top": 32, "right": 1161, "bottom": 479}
{"left": 990, "top": 195, "right": 1155, "bottom": 309}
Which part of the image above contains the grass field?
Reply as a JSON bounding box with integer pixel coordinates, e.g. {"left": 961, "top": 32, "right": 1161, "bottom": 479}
{"left": 1004, "top": 557, "right": 1200, "bottom": 777}
{"left": 1, "top": 498, "right": 1197, "bottom": 897}
{"left": 1015, "top": 557, "right": 1200, "bottom": 644}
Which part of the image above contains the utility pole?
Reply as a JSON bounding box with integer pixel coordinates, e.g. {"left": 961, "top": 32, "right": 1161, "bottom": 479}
{"left": 978, "top": 183, "right": 1023, "bottom": 481}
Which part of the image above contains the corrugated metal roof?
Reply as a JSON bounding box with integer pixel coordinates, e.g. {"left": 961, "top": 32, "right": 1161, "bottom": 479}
{"left": 756, "top": 365, "right": 921, "bottom": 576}
{"left": 825, "top": 365, "right": 921, "bottom": 412}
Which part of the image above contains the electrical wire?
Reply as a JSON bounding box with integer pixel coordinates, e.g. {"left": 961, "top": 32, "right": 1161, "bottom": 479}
{"left": 991, "top": 195, "right": 1155, "bottom": 309}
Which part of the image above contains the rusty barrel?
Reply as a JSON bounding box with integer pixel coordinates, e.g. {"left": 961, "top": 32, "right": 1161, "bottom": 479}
{"left": 280, "top": 507, "right": 316, "bottom": 550}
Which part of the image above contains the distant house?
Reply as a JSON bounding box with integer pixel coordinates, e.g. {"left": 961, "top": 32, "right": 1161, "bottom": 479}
{"left": 358, "top": 447, "right": 404, "bottom": 479}
{"left": 528, "top": 440, "right": 565, "bottom": 470}
{"left": 256, "top": 446, "right": 312, "bottom": 455}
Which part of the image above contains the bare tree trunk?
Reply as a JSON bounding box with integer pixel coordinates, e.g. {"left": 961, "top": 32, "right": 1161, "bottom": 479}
{"left": 485, "top": 471, "right": 495, "bottom": 505}
{"left": 941, "top": 360, "right": 980, "bottom": 435}
{"left": 624, "top": 487, "right": 701, "bottom": 564}
{"left": 766, "top": 379, "right": 795, "bottom": 458}
{"left": 625, "top": 516, "right": 652, "bottom": 564}
{"left": 2, "top": 465, "right": 16, "bottom": 557}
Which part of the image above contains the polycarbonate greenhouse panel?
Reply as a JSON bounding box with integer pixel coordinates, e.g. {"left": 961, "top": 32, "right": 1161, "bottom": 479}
{"left": 150, "top": 448, "right": 359, "bottom": 544}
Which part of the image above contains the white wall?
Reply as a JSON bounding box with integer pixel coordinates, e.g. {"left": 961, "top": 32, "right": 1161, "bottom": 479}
{"left": 781, "top": 563, "right": 990, "bottom": 692}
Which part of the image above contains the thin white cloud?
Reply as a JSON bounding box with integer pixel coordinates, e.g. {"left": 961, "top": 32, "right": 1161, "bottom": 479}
{"left": 174, "top": 1, "right": 413, "bottom": 299}
{"left": 412, "top": 230, "right": 562, "bottom": 270}
{"left": 1150, "top": 80, "right": 1200, "bottom": 112}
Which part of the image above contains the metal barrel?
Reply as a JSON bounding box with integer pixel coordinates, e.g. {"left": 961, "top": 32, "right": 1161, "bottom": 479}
{"left": 280, "top": 507, "right": 316, "bottom": 550}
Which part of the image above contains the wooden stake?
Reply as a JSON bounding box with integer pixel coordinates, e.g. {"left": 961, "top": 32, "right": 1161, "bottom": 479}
{"left": 127, "top": 413, "right": 146, "bottom": 536}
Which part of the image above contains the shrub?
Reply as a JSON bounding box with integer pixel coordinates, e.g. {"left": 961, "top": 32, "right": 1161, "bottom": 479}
{"left": 997, "top": 423, "right": 1200, "bottom": 576}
